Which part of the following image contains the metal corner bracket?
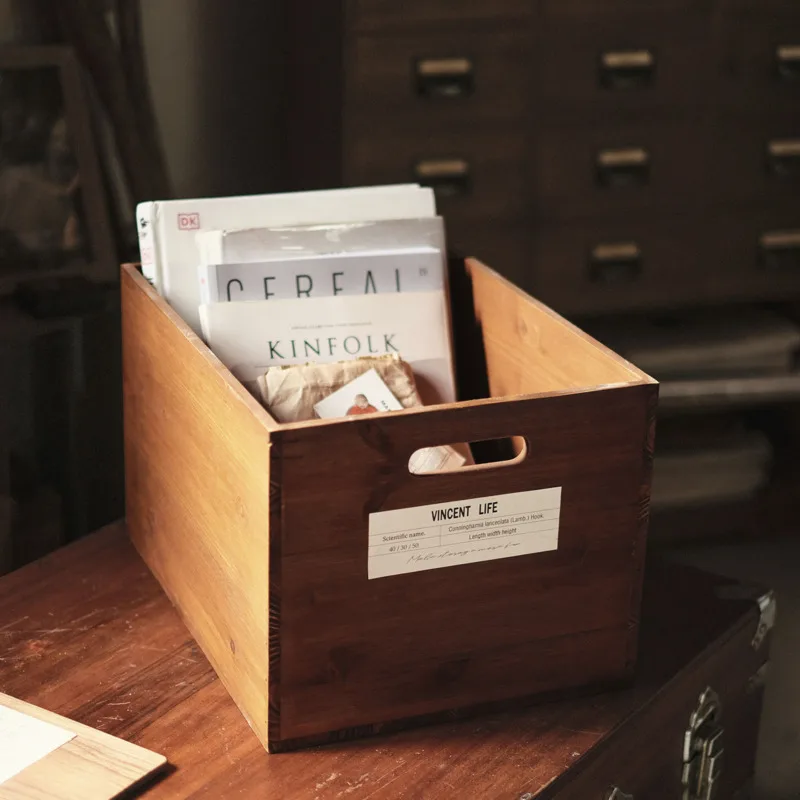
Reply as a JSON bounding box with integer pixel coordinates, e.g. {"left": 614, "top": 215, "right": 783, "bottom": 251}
{"left": 753, "top": 591, "right": 777, "bottom": 650}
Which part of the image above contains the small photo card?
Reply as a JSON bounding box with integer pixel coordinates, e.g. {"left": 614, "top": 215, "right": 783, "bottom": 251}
{"left": 314, "top": 368, "right": 403, "bottom": 419}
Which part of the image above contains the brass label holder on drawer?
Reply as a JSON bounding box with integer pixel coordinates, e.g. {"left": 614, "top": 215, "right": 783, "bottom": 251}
{"left": 589, "top": 242, "right": 642, "bottom": 284}
{"left": 599, "top": 49, "right": 656, "bottom": 90}
{"left": 413, "top": 158, "right": 471, "bottom": 198}
{"left": 415, "top": 57, "right": 475, "bottom": 99}
{"left": 766, "top": 139, "right": 800, "bottom": 177}
{"left": 596, "top": 147, "right": 651, "bottom": 188}
{"left": 776, "top": 45, "right": 800, "bottom": 83}
{"left": 760, "top": 230, "right": 800, "bottom": 269}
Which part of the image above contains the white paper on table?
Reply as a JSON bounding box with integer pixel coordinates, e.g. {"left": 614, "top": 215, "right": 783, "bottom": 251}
{"left": 0, "top": 703, "right": 76, "bottom": 784}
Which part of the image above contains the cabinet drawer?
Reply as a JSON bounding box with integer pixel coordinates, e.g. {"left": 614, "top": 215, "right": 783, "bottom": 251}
{"left": 533, "top": 212, "right": 800, "bottom": 315}
{"left": 347, "top": 30, "right": 532, "bottom": 127}
{"left": 537, "top": 15, "right": 712, "bottom": 115}
{"left": 346, "top": 0, "right": 533, "bottom": 32}
{"left": 718, "top": 16, "right": 800, "bottom": 113}
{"left": 532, "top": 219, "right": 707, "bottom": 314}
{"left": 533, "top": 122, "right": 708, "bottom": 220}
{"left": 711, "top": 121, "right": 800, "bottom": 205}
{"left": 721, "top": 208, "right": 800, "bottom": 296}
{"left": 344, "top": 130, "right": 529, "bottom": 223}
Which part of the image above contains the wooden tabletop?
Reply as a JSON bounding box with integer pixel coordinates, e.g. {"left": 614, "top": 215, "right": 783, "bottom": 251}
{"left": 0, "top": 522, "right": 754, "bottom": 799}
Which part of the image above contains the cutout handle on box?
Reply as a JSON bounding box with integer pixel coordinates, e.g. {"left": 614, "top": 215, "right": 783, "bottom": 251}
{"left": 409, "top": 436, "right": 527, "bottom": 475}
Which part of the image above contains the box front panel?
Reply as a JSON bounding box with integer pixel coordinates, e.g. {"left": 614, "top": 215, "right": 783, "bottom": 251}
{"left": 275, "top": 384, "right": 653, "bottom": 742}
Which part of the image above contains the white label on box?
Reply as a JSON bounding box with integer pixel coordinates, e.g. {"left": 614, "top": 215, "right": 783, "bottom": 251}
{"left": 368, "top": 487, "right": 561, "bottom": 579}
{"left": 0, "top": 703, "right": 76, "bottom": 785}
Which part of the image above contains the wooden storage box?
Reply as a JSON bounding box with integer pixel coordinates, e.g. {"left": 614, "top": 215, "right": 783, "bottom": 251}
{"left": 121, "top": 258, "right": 657, "bottom": 752}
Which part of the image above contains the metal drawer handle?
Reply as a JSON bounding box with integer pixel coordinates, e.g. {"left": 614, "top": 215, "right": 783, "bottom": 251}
{"left": 596, "top": 147, "right": 650, "bottom": 187}
{"left": 760, "top": 230, "right": 800, "bottom": 268}
{"left": 776, "top": 45, "right": 800, "bottom": 83}
{"left": 415, "top": 57, "right": 475, "bottom": 99}
{"left": 767, "top": 139, "right": 800, "bottom": 177}
{"left": 589, "top": 241, "right": 642, "bottom": 283}
{"left": 599, "top": 49, "right": 655, "bottom": 90}
{"left": 413, "top": 158, "right": 471, "bottom": 198}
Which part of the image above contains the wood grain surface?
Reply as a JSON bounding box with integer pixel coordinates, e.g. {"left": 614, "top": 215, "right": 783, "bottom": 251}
{"left": 0, "top": 523, "right": 768, "bottom": 799}
{"left": 465, "top": 258, "right": 650, "bottom": 396}
{"left": 273, "top": 384, "right": 656, "bottom": 745}
{"left": 121, "top": 261, "right": 656, "bottom": 751}
{"left": 0, "top": 693, "right": 165, "bottom": 800}
{"left": 121, "top": 265, "right": 276, "bottom": 747}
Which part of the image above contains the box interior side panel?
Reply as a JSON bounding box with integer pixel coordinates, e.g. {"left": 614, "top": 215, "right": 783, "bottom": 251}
{"left": 275, "top": 383, "right": 652, "bottom": 741}
{"left": 121, "top": 267, "right": 271, "bottom": 746}
{"left": 465, "top": 258, "right": 647, "bottom": 398}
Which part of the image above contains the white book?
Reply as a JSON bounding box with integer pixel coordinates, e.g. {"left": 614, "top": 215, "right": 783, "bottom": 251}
{"left": 136, "top": 185, "right": 436, "bottom": 334}
{"left": 196, "top": 217, "right": 447, "bottom": 266}
{"left": 199, "top": 291, "right": 456, "bottom": 405}
{"left": 198, "top": 248, "right": 444, "bottom": 304}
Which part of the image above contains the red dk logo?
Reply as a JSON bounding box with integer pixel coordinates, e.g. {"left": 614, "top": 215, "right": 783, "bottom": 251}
{"left": 178, "top": 213, "right": 200, "bottom": 230}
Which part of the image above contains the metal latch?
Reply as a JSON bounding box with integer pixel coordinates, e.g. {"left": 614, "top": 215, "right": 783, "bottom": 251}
{"left": 682, "top": 688, "right": 724, "bottom": 800}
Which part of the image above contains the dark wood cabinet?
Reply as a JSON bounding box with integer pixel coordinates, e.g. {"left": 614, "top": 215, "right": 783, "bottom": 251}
{"left": 284, "top": 0, "right": 800, "bottom": 316}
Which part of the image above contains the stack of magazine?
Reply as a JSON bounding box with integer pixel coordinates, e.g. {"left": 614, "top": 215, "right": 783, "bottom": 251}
{"left": 136, "top": 184, "right": 457, "bottom": 406}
